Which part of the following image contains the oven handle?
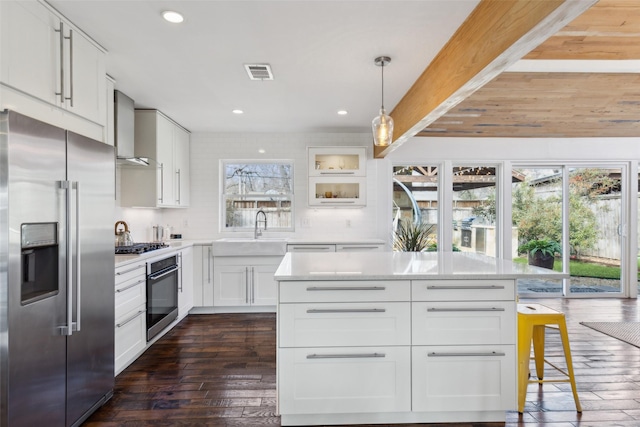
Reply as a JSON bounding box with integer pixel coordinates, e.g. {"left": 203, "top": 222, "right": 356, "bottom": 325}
{"left": 148, "top": 265, "right": 179, "bottom": 281}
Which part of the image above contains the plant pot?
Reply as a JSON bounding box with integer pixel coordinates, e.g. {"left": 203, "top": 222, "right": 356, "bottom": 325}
{"left": 528, "top": 252, "right": 555, "bottom": 270}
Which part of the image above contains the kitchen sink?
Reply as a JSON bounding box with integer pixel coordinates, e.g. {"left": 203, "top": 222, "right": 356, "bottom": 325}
{"left": 213, "top": 238, "right": 288, "bottom": 256}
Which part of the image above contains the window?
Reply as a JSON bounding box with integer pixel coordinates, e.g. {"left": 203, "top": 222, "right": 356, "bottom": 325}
{"left": 221, "top": 161, "right": 294, "bottom": 231}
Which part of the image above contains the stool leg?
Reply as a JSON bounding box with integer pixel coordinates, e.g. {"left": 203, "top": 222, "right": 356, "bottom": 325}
{"left": 518, "top": 322, "right": 534, "bottom": 413}
{"left": 558, "top": 320, "right": 582, "bottom": 412}
{"left": 532, "top": 325, "right": 545, "bottom": 381}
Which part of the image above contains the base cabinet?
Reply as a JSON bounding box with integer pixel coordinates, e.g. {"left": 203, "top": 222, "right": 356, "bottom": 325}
{"left": 278, "top": 346, "right": 411, "bottom": 415}
{"left": 178, "top": 246, "right": 194, "bottom": 318}
{"left": 114, "top": 261, "right": 147, "bottom": 375}
{"left": 213, "top": 256, "right": 279, "bottom": 309}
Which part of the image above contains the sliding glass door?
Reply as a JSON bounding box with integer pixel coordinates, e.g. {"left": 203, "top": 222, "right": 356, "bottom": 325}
{"left": 513, "top": 165, "right": 626, "bottom": 297}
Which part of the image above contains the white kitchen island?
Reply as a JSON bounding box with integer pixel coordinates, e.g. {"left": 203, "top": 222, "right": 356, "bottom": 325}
{"left": 274, "top": 251, "right": 566, "bottom": 426}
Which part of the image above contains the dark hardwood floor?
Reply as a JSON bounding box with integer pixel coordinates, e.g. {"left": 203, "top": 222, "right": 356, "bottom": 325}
{"left": 84, "top": 298, "right": 640, "bottom": 427}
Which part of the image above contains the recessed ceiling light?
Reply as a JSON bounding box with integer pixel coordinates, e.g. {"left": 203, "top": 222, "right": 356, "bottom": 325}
{"left": 337, "top": 110, "right": 348, "bottom": 115}
{"left": 258, "top": 149, "right": 266, "bottom": 154}
{"left": 162, "top": 11, "right": 184, "bottom": 23}
{"left": 232, "top": 109, "right": 244, "bottom": 114}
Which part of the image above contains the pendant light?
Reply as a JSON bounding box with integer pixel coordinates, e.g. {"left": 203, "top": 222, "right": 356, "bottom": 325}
{"left": 372, "top": 56, "right": 393, "bottom": 147}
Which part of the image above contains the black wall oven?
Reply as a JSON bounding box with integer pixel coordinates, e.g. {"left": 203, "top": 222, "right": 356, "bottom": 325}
{"left": 146, "top": 254, "right": 179, "bottom": 341}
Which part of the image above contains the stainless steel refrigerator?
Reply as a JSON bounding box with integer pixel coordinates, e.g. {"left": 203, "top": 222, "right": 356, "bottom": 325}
{"left": 0, "top": 111, "right": 115, "bottom": 426}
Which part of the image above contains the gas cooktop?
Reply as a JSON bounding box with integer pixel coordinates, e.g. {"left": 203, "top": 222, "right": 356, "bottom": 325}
{"left": 115, "top": 242, "right": 169, "bottom": 255}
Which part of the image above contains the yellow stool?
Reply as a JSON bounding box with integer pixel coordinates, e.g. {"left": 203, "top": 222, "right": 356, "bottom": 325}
{"left": 517, "top": 303, "right": 581, "bottom": 413}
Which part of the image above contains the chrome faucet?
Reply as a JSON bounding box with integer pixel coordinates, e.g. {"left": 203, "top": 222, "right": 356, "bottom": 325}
{"left": 254, "top": 209, "right": 267, "bottom": 239}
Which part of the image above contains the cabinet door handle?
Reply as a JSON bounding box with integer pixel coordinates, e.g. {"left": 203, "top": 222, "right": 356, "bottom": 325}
{"left": 116, "top": 279, "right": 145, "bottom": 293}
{"left": 427, "top": 307, "right": 505, "bottom": 312}
{"left": 245, "top": 267, "right": 249, "bottom": 304}
{"left": 319, "top": 171, "right": 355, "bottom": 175}
{"left": 178, "top": 252, "right": 183, "bottom": 292}
{"left": 116, "top": 264, "right": 145, "bottom": 275}
{"left": 306, "top": 286, "right": 385, "bottom": 291}
{"left": 428, "top": 351, "right": 505, "bottom": 357}
{"left": 251, "top": 267, "right": 255, "bottom": 304}
{"left": 307, "top": 353, "right": 385, "bottom": 359}
{"left": 65, "top": 29, "right": 74, "bottom": 106}
{"left": 426, "top": 285, "right": 505, "bottom": 290}
{"left": 306, "top": 308, "right": 386, "bottom": 314}
{"left": 116, "top": 310, "right": 146, "bottom": 328}
{"left": 176, "top": 169, "right": 181, "bottom": 204}
{"left": 319, "top": 200, "right": 356, "bottom": 204}
{"left": 159, "top": 163, "right": 164, "bottom": 203}
{"left": 207, "top": 247, "right": 212, "bottom": 283}
{"left": 55, "top": 22, "right": 64, "bottom": 103}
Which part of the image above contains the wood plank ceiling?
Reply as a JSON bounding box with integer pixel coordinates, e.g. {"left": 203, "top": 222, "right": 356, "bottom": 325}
{"left": 419, "top": 0, "right": 640, "bottom": 139}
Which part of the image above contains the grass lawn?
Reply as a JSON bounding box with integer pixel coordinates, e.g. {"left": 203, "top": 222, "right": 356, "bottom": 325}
{"left": 513, "top": 256, "right": 624, "bottom": 279}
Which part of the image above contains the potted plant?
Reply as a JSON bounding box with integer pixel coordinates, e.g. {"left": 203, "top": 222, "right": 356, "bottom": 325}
{"left": 393, "top": 219, "right": 436, "bottom": 252}
{"left": 518, "top": 239, "right": 561, "bottom": 269}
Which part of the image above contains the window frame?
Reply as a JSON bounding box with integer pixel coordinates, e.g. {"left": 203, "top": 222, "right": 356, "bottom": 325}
{"left": 220, "top": 159, "right": 295, "bottom": 232}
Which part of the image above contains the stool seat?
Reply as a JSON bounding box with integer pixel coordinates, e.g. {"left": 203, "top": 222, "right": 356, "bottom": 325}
{"left": 517, "top": 303, "right": 581, "bottom": 413}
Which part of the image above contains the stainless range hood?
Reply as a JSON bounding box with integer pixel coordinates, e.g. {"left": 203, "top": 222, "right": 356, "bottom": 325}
{"left": 115, "top": 90, "right": 150, "bottom": 166}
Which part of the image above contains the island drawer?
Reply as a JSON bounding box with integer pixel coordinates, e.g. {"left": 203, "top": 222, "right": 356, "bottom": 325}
{"left": 279, "top": 346, "right": 411, "bottom": 415}
{"left": 412, "top": 301, "right": 515, "bottom": 346}
{"left": 412, "top": 279, "right": 515, "bottom": 301}
{"left": 279, "top": 302, "right": 411, "bottom": 347}
{"left": 412, "top": 344, "right": 516, "bottom": 412}
{"left": 279, "top": 280, "right": 410, "bottom": 303}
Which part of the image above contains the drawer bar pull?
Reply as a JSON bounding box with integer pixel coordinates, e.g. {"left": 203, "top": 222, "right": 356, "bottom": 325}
{"left": 307, "top": 286, "right": 385, "bottom": 291}
{"left": 116, "top": 310, "right": 146, "bottom": 328}
{"left": 426, "top": 285, "right": 505, "bottom": 290}
{"left": 306, "top": 308, "right": 386, "bottom": 314}
{"left": 428, "top": 351, "right": 506, "bottom": 357}
{"left": 307, "top": 353, "right": 385, "bottom": 359}
{"left": 116, "top": 264, "right": 145, "bottom": 275}
{"left": 116, "top": 279, "right": 145, "bottom": 293}
{"left": 427, "top": 307, "right": 505, "bottom": 312}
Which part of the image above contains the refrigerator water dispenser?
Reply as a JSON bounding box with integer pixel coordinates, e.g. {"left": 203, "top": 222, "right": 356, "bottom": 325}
{"left": 21, "top": 223, "right": 59, "bottom": 305}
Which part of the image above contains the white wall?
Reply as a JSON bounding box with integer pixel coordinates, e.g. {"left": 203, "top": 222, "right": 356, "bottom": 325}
{"left": 160, "top": 132, "right": 387, "bottom": 242}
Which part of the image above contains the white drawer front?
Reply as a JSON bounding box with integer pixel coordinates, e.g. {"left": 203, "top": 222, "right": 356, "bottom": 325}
{"left": 115, "top": 275, "right": 146, "bottom": 321}
{"left": 412, "top": 345, "right": 516, "bottom": 412}
{"left": 115, "top": 262, "right": 146, "bottom": 285}
{"left": 279, "top": 302, "right": 411, "bottom": 347}
{"left": 279, "top": 280, "right": 410, "bottom": 303}
{"left": 412, "top": 301, "right": 515, "bottom": 346}
{"left": 115, "top": 304, "right": 147, "bottom": 374}
{"left": 279, "top": 346, "right": 411, "bottom": 415}
{"left": 412, "top": 279, "right": 515, "bottom": 301}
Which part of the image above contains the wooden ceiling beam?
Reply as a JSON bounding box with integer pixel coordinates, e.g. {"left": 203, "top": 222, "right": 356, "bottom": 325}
{"left": 374, "top": 0, "right": 597, "bottom": 159}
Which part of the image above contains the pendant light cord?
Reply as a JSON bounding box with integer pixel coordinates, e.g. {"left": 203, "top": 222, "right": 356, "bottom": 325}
{"left": 381, "top": 62, "right": 385, "bottom": 110}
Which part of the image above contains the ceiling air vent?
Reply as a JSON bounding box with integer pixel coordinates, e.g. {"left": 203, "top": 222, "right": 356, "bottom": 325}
{"left": 244, "top": 64, "right": 274, "bottom": 81}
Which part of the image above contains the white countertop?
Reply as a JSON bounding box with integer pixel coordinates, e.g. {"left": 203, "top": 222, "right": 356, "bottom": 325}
{"left": 274, "top": 251, "right": 568, "bottom": 281}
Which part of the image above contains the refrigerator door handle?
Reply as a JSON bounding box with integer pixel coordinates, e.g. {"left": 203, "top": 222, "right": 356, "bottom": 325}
{"left": 59, "top": 180, "right": 73, "bottom": 336}
{"left": 74, "top": 181, "right": 81, "bottom": 332}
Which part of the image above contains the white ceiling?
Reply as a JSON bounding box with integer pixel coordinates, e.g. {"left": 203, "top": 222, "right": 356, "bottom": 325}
{"left": 48, "top": 0, "right": 480, "bottom": 133}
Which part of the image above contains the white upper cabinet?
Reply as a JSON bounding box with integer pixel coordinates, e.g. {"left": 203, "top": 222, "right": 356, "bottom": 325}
{"left": 308, "top": 147, "right": 366, "bottom": 177}
{"left": 120, "top": 110, "right": 190, "bottom": 208}
{"left": 307, "top": 146, "right": 367, "bottom": 207}
{"left": 0, "top": 1, "right": 106, "bottom": 139}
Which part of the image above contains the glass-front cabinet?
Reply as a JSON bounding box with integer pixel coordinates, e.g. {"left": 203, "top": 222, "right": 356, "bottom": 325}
{"left": 308, "top": 147, "right": 366, "bottom": 177}
{"left": 308, "top": 147, "right": 367, "bottom": 207}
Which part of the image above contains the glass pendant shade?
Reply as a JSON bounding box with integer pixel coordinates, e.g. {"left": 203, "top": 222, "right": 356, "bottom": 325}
{"left": 372, "top": 108, "right": 394, "bottom": 146}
